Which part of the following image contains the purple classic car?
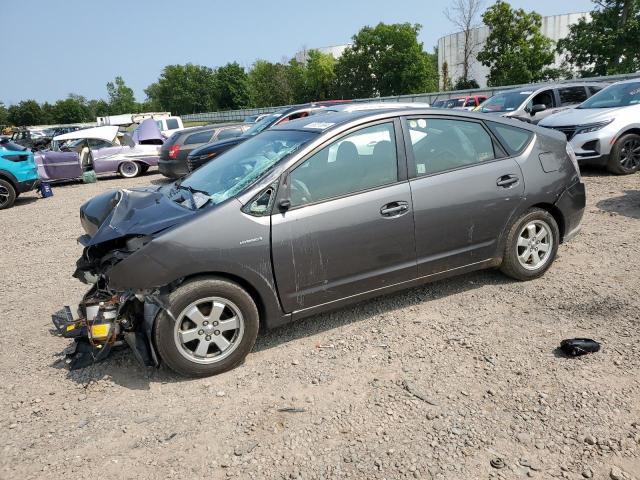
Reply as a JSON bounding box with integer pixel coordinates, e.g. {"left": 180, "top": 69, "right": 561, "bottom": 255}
{"left": 35, "top": 119, "right": 163, "bottom": 182}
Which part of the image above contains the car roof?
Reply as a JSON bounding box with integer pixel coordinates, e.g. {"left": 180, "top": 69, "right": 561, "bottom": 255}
{"left": 270, "top": 106, "right": 540, "bottom": 134}
{"left": 498, "top": 81, "right": 605, "bottom": 95}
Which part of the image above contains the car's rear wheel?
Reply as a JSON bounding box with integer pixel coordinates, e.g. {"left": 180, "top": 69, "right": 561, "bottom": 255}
{"left": 154, "top": 278, "right": 259, "bottom": 377}
{"left": 119, "top": 161, "right": 140, "bottom": 178}
{"left": 608, "top": 133, "right": 640, "bottom": 175}
{"left": 0, "top": 179, "right": 16, "bottom": 210}
{"left": 500, "top": 208, "right": 559, "bottom": 281}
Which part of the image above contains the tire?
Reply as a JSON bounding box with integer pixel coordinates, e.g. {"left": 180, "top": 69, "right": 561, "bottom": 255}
{"left": 607, "top": 133, "right": 640, "bottom": 175}
{"left": 119, "top": 161, "right": 140, "bottom": 178}
{"left": 500, "top": 208, "right": 559, "bottom": 281}
{"left": 154, "top": 277, "right": 259, "bottom": 377}
{"left": 0, "top": 179, "right": 16, "bottom": 210}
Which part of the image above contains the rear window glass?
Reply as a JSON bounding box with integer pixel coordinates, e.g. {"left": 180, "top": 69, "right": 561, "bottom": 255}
{"left": 486, "top": 121, "right": 533, "bottom": 156}
{"left": 184, "top": 130, "right": 214, "bottom": 145}
{"left": 166, "top": 118, "right": 180, "bottom": 130}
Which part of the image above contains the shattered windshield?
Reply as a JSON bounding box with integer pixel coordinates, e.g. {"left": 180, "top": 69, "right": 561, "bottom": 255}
{"left": 478, "top": 91, "right": 530, "bottom": 113}
{"left": 175, "top": 129, "right": 316, "bottom": 208}
{"left": 578, "top": 81, "right": 640, "bottom": 109}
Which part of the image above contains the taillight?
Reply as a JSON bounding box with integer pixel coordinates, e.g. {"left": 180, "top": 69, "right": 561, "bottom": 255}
{"left": 168, "top": 145, "right": 180, "bottom": 159}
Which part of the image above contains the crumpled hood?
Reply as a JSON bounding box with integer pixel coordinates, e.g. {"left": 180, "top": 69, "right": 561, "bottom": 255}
{"left": 539, "top": 107, "right": 624, "bottom": 127}
{"left": 79, "top": 187, "right": 196, "bottom": 247}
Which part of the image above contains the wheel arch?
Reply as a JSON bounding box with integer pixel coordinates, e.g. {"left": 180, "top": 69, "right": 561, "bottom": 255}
{"left": 529, "top": 202, "right": 566, "bottom": 242}
{"left": 613, "top": 127, "right": 640, "bottom": 145}
{"left": 0, "top": 170, "right": 18, "bottom": 190}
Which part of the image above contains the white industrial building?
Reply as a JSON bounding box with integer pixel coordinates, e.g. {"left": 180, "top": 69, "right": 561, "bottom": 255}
{"left": 437, "top": 12, "right": 590, "bottom": 89}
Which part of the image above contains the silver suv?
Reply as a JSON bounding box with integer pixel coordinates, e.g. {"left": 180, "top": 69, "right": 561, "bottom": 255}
{"left": 477, "top": 82, "right": 604, "bottom": 124}
{"left": 539, "top": 79, "right": 640, "bottom": 175}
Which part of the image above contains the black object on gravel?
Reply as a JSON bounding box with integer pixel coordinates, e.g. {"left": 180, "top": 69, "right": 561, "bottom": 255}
{"left": 560, "top": 338, "right": 601, "bottom": 357}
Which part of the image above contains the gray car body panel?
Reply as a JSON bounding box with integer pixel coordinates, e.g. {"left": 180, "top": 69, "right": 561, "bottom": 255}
{"left": 99, "top": 108, "right": 584, "bottom": 330}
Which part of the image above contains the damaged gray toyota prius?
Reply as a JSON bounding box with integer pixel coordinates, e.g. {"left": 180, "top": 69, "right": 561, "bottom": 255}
{"left": 53, "top": 106, "right": 586, "bottom": 377}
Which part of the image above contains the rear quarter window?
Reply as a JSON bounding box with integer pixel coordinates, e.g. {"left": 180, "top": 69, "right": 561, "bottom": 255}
{"left": 486, "top": 121, "right": 533, "bottom": 156}
{"left": 166, "top": 118, "right": 180, "bottom": 130}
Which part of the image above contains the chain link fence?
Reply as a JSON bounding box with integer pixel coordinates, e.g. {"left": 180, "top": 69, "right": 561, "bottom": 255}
{"left": 183, "top": 72, "right": 640, "bottom": 124}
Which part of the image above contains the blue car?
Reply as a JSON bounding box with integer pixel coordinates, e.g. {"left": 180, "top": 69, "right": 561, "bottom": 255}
{"left": 0, "top": 139, "right": 40, "bottom": 209}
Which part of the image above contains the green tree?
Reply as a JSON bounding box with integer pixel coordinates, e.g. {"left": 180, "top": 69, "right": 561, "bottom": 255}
{"left": 247, "top": 60, "right": 295, "bottom": 107}
{"left": 145, "top": 64, "right": 218, "bottom": 114}
{"left": 441, "top": 61, "right": 453, "bottom": 90}
{"left": 304, "top": 50, "right": 337, "bottom": 101}
{"left": 336, "top": 23, "right": 437, "bottom": 98}
{"left": 286, "top": 58, "right": 308, "bottom": 103}
{"left": 558, "top": 0, "right": 640, "bottom": 76}
{"left": 454, "top": 77, "right": 480, "bottom": 90}
{"left": 477, "top": 0, "right": 556, "bottom": 86}
{"left": 0, "top": 102, "right": 8, "bottom": 126}
{"left": 87, "top": 99, "right": 110, "bottom": 119}
{"left": 215, "top": 62, "right": 250, "bottom": 110}
{"left": 51, "top": 95, "right": 91, "bottom": 123}
{"left": 106, "top": 76, "right": 138, "bottom": 114}
{"left": 7, "top": 100, "right": 43, "bottom": 126}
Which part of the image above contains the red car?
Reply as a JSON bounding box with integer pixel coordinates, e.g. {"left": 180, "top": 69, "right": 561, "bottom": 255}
{"left": 444, "top": 95, "right": 488, "bottom": 110}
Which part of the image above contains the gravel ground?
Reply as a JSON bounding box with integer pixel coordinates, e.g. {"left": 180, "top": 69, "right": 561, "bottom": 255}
{"left": 0, "top": 169, "right": 639, "bottom": 480}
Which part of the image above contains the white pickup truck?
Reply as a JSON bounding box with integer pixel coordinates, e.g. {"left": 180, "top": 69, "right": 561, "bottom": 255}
{"left": 97, "top": 113, "right": 184, "bottom": 138}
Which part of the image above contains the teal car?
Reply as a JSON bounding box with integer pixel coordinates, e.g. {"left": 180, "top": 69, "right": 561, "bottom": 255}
{"left": 0, "top": 139, "right": 40, "bottom": 209}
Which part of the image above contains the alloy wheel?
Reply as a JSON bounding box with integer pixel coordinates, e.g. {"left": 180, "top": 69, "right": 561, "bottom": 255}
{"left": 619, "top": 138, "right": 640, "bottom": 170}
{"left": 516, "top": 220, "right": 553, "bottom": 271}
{"left": 173, "top": 297, "right": 245, "bottom": 364}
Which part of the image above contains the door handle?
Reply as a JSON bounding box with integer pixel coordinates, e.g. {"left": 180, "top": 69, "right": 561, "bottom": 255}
{"left": 380, "top": 201, "right": 409, "bottom": 217}
{"left": 497, "top": 175, "right": 519, "bottom": 188}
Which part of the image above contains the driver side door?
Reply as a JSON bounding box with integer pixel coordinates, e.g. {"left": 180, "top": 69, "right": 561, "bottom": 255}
{"left": 271, "top": 120, "right": 417, "bottom": 313}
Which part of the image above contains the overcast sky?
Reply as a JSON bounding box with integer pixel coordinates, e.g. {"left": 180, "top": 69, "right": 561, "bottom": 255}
{"left": 0, "top": 0, "right": 594, "bottom": 105}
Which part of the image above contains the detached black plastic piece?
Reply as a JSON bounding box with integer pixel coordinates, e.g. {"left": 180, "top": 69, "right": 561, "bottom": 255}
{"left": 67, "top": 339, "right": 112, "bottom": 370}
{"left": 560, "top": 338, "right": 601, "bottom": 357}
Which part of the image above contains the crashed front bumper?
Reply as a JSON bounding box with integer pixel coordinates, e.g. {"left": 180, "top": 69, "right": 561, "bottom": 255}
{"left": 51, "top": 291, "right": 165, "bottom": 370}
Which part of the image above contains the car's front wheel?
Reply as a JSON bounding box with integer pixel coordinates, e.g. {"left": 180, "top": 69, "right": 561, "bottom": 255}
{"left": 154, "top": 277, "right": 259, "bottom": 377}
{"left": 608, "top": 133, "right": 640, "bottom": 175}
{"left": 500, "top": 208, "right": 559, "bottom": 281}
{"left": 0, "top": 179, "right": 16, "bottom": 210}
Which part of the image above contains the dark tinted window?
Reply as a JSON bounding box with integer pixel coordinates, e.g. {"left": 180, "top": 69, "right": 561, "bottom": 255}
{"left": 487, "top": 121, "right": 533, "bottom": 156}
{"left": 216, "top": 127, "right": 244, "bottom": 140}
{"left": 464, "top": 98, "right": 477, "bottom": 107}
{"left": 289, "top": 123, "right": 398, "bottom": 207}
{"left": 407, "top": 118, "right": 495, "bottom": 176}
{"left": 184, "top": 130, "right": 214, "bottom": 145}
{"left": 587, "top": 85, "right": 604, "bottom": 96}
{"left": 166, "top": 118, "right": 180, "bottom": 130}
{"left": 558, "top": 86, "right": 587, "bottom": 106}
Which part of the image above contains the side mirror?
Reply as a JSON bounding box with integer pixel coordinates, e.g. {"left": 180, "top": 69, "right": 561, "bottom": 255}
{"left": 278, "top": 198, "right": 291, "bottom": 212}
{"left": 531, "top": 104, "right": 547, "bottom": 114}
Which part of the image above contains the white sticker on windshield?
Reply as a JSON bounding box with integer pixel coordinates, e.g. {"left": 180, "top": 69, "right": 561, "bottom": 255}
{"left": 304, "top": 122, "right": 335, "bottom": 130}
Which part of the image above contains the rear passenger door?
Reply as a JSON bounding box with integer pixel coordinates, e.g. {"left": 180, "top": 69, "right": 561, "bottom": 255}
{"left": 403, "top": 117, "right": 526, "bottom": 276}
{"left": 271, "top": 120, "right": 417, "bottom": 312}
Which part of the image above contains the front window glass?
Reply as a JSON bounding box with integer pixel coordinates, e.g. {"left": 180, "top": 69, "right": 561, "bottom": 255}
{"left": 407, "top": 118, "right": 495, "bottom": 176}
{"left": 578, "top": 81, "right": 640, "bottom": 109}
{"left": 528, "top": 90, "right": 555, "bottom": 110}
{"left": 216, "top": 127, "right": 243, "bottom": 140}
{"left": 178, "top": 130, "right": 315, "bottom": 207}
{"left": 289, "top": 123, "right": 398, "bottom": 207}
{"left": 478, "top": 91, "right": 531, "bottom": 113}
